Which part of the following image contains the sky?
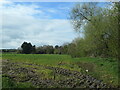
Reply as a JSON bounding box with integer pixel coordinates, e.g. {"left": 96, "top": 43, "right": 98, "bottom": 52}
{"left": 0, "top": 0, "right": 113, "bottom": 49}
{"left": 1, "top": 1, "right": 78, "bottom": 49}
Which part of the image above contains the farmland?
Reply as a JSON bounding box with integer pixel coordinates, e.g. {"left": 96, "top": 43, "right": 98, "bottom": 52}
{"left": 1, "top": 1, "right": 119, "bottom": 89}
{"left": 2, "top": 54, "right": 118, "bottom": 88}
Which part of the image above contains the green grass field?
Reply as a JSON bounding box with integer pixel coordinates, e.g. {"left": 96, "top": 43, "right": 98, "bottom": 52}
{"left": 2, "top": 54, "right": 119, "bottom": 88}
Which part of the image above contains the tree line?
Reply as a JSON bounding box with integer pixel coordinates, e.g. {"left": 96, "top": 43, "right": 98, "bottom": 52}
{"left": 16, "top": 42, "right": 69, "bottom": 55}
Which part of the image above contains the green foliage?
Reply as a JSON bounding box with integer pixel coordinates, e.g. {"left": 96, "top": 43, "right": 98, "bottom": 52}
{"left": 69, "top": 2, "right": 118, "bottom": 58}
{"left": 2, "top": 76, "right": 34, "bottom": 88}
{"left": 21, "top": 42, "right": 35, "bottom": 54}
{"left": 70, "top": 2, "right": 101, "bottom": 32}
{"left": 2, "top": 49, "right": 17, "bottom": 54}
{"left": 15, "top": 82, "right": 35, "bottom": 88}
{"left": 2, "top": 77, "right": 15, "bottom": 88}
{"left": 36, "top": 45, "right": 54, "bottom": 54}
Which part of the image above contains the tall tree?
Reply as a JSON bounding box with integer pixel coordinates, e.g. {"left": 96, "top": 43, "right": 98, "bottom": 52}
{"left": 69, "top": 2, "right": 119, "bottom": 58}
{"left": 70, "top": 2, "right": 101, "bottom": 32}
{"left": 21, "top": 42, "right": 33, "bottom": 54}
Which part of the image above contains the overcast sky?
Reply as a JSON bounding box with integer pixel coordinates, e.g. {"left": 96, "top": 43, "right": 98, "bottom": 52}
{"left": 0, "top": 0, "right": 112, "bottom": 49}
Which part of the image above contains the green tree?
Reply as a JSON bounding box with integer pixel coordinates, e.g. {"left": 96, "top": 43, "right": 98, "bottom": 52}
{"left": 45, "top": 45, "right": 54, "bottom": 54}
{"left": 54, "top": 45, "right": 61, "bottom": 54}
{"left": 31, "top": 45, "right": 36, "bottom": 54}
{"left": 21, "top": 42, "right": 33, "bottom": 54}
{"left": 70, "top": 2, "right": 101, "bottom": 32}
{"left": 69, "top": 2, "right": 119, "bottom": 58}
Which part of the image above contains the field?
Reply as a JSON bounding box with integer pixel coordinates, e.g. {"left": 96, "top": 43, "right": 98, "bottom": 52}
{"left": 2, "top": 54, "right": 119, "bottom": 88}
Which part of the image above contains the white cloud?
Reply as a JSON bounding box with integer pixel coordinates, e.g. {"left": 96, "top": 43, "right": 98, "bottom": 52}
{"left": 2, "top": 19, "right": 76, "bottom": 49}
{"left": 1, "top": 2, "right": 77, "bottom": 49}
{"left": 46, "top": 8, "right": 57, "bottom": 13}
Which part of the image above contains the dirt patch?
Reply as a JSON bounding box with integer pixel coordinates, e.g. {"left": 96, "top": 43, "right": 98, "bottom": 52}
{"left": 2, "top": 60, "right": 112, "bottom": 88}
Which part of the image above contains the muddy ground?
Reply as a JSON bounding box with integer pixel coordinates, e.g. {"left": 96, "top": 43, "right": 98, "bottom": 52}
{"left": 2, "top": 60, "right": 113, "bottom": 88}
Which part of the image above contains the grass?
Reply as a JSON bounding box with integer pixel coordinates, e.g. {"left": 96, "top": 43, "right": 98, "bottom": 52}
{"left": 73, "top": 57, "right": 118, "bottom": 86}
{"left": 2, "top": 76, "right": 34, "bottom": 88}
{"left": 2, "top": 54, "right": 119, "bottom": 87}
{"left": 2, "top": 54, "right": 72, "bottom": 66}
{"left": 36, "top": 68, "right": 54, "bottom": 79}
{"left": 2, "top": 77, "right": 15, "bottom": 88}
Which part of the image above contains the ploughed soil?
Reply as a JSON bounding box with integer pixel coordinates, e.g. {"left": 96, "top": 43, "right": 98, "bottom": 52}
{"left": 2, "top": 60, "right": 113, "bottom": 88}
